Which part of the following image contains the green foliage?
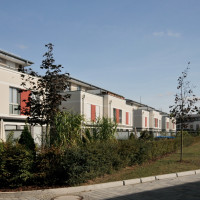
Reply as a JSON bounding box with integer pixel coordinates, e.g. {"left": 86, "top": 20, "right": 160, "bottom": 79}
{"left": 33, "top": 147, "right": 64, "bottom": 186}
{"left": 86, "top": 117, "right": 117, "bottom": 141}
{"left": 169, "top": 65, "right": 199, "bottom": 161}
{"left": 0, "top": 135, "right": 198, "bottom": 188}
{"left": 18, "top": 125, "right": 36, "bottom": 154}
{"left": 53, "top": 111, "right": 84, "bottom": 147}
{"left": 31, "top": 137, "right": 182, "bottom": 186}
{"left": 0, "top": 143, "right": 34, "bottom": 188}
{"left": 6, "top": 131, "right": 16, "bottom": 144}
{"left": 19, "top": 43, "right": 70, "bottom": 147}
{"left": 176, "top": 131, "right": 189, "bottom": 136}
{"left": 139, "top": 130, "right": 154, "bottom": 140}
{"left": 129, "top": 132, "right": 136, "bottom": 140}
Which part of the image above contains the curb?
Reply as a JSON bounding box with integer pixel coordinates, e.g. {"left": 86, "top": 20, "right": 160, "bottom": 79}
{"left": 1, "top": 169, "right": 200, "bottom": 197}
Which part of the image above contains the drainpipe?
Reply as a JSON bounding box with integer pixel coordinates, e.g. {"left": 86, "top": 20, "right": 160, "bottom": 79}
{"left": 81, "top": 94, "right": 85, "bottom": 138}
{"left": 109, "top": 100, "right": 112, "bottom": 119}
{"left": 82, "top": 94, "right": 85, "bottom": 116}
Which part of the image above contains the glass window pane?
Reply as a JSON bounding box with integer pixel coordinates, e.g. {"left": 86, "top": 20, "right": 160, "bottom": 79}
{"left": 113, "top": 108, "right": 116, "bottom": 121}
{"left": 17, "top": 91, "right": 20, "bottom": 104}
{"left": 9, "top": 88, "right": 13, "bottom": 103}
{"left": 13, "top": 88, "right": 17, "bottom": 103}
{"left": 9, "top": 104, "right": 13, "bottom": 114}
{"left": 119, "top": 110, "right": 122, "bottom": 123}
{"left": 13, "top": 105, "right": 19, "bottom": 115}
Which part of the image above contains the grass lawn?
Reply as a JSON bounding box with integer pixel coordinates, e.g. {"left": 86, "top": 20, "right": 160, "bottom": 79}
{"left": 85, "top": 140, "right": 200, "bottom": 185}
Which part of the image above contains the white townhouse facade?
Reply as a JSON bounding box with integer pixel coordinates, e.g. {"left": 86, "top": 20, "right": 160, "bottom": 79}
{"left": 0, "top": 50, "right": 41, "bottom": 143}
{"left": 62, "top": 78, "right": 136, "bottom": 131}
{"left": 0, "top": 49, "right": 176, "bottom": 142}
{"left": 62, "top": 77, "right": 176, "bottom": 134}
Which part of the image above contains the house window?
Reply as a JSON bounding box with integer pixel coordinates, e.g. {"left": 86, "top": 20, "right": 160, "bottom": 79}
{"left": 113, "top": 108, "right": 116, "bottom": 122}
{"left": 86, "top": 104, "right": 91, "bottom": 120}
{"left": 119, "top": 109, "right": 122, "bottom": 124}
{"left": 113, "top": 108, "right": 122, "bottom": 123}
{"left": 9, "top": 87, "right": 20, "bottom": 115}
{"left": 96, "top": 105, "right": 100, "bottom": 119}
{"left": 196, "top": 124, "right": 199, "bottom": 130}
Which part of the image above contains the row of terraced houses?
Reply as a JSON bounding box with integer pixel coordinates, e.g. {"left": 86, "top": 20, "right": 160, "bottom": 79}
{"left": 0, "top": 50, "right": 176, "bottom": 144}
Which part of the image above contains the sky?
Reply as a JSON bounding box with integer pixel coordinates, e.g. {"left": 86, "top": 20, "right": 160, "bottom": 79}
{"left": 1, "top": 0, "right": 200, "bottom": 113}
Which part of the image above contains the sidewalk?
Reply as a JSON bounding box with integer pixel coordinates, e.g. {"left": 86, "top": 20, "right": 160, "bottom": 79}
{"left": 80, "top": 173, "right": 200, "bottom": 200}
{"left": 0, "top": 170, "right": 200, "bottom": 200}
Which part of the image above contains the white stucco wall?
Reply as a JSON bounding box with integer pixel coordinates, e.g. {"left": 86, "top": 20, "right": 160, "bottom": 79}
{"left": 0, "top": 66, "right": 34, "bottom": 117}
{"left": 149, "top": 110, "right": 162, "bottom": 130}
{"left": 133, "top": 109, "right": 150, "bottom": 130}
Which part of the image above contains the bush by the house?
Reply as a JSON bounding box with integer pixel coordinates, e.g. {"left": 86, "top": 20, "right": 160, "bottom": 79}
{"left": 0, "top": 133, "right": 199, "bottom": 188}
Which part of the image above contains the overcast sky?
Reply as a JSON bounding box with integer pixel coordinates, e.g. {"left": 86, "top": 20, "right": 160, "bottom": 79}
{"left": 1, "top": 0, "right": 200, "bottom": 112}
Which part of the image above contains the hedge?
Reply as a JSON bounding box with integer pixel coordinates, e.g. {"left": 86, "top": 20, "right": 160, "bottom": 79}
{"left": 0, "top": 136, "right": 199, "bottom": 188}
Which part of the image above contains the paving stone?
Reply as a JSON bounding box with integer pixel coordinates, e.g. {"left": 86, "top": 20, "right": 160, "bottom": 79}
{"left": 177, "top": 170, "right": 196, "bottom": 177}
{"left": 54, "top": 195, "right": 81, "bottom": 200}
{"left": 156, "top": 173, "right": 177, "bottom": 180}
{"left": 140, "top": 176, "right": 156, "bottom": 183}
{"left": 123, "top": 178, "right": 140, "bottom": 185}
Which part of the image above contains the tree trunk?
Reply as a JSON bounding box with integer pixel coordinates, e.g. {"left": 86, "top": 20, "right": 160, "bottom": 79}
{"left": 180, "top": 127, "right": 183, "bottom": 162}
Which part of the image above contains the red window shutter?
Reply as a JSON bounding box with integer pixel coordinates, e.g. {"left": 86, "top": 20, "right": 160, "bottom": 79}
{"left": 116, "top": 109, "right": 119, "bottom": 123}
{"left": 167, "top": 122, "right": 169, "bottom": 129}
{"left": 155, "top": 118, "right": 158, "bottom": 127}
{"left": 91, "top": 105, "right": 96, "bottom": 122}
{"left": 126, "top": 112, "right": 129, "bottom": 125}
{"left": 20, "top": 90, "right": 31, "bottom": 115}
{"left": 145, "top": 117, "right": 147, "bottom": 127}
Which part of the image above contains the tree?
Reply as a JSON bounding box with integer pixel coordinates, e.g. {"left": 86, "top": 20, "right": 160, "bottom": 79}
{"left": 169, "top": 63, "right": 198, "bottom": 161}
{"left": 19, "top": 43, "right": 70, "bottom": 146}
{"left": 18, "top": 125, "right": 35, "bottom": 154}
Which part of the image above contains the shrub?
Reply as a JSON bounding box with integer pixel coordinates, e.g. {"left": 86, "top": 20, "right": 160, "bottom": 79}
{"left": 86, "top": 117, "right": 117, "bottom": 142}
{"left": 0, "top": 143, "right": 34, "bottom": 188}
{"left": 139, "top": 130, "right": 154, "bottom": 140}
{"left": 33, "top": 147, "right": 64, "bottom": 186}
{"left": 18, "top": 125, "right": 36, "bottom": 154}
{"left": 54, "top": 112, "right": 84, "bottom": 147}
{"left": 0, "top": 133, "right": 198, "bottom": 188}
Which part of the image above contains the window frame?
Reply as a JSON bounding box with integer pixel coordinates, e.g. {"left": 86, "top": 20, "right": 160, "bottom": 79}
{"left": 9, "top": 87, "right": 20, "bottom": 115}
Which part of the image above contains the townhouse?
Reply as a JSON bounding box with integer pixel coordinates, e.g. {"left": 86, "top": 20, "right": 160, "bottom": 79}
{"left": 63, "top": 77, "right": 176, "bottom": 135}
{"left": 0, "top": 50, "right": 41, "bottom": 143}
{"left": 0, "top": 49, "right": 176, "bottom": 142}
